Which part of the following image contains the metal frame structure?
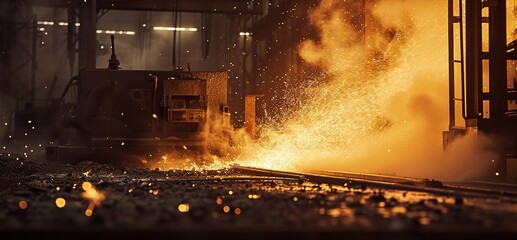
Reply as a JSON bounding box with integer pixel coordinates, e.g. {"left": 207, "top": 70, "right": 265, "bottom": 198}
{"left": 1, "top": 0, "right": 38, "bottom": 105}
{"left": 447, "top": 0, "right": 517, "bottom": 180}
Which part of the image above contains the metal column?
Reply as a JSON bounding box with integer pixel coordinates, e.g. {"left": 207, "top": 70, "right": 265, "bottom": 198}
{"left": 78, "top": 0, "right": 96, "bottom": 69}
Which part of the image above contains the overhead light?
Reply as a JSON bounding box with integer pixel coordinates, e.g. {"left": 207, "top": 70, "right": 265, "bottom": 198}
{"left": 96, "top": 30, "right": 135, "bottom": 35}
{"left": 153, "top": 26, "right": 198, "bottom": 32}
{"left": 37, "top": 21, "right": 80, "bottom": 26}
{"left": 58, "top": 22, "right": 80, "bottom": 27}
{"left": 37, "top": 21, "right": 54, "bottom": 26}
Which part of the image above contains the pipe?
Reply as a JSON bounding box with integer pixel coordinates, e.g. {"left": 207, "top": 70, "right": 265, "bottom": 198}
{"left": 149, "top": 74, "right": 158, "bottom": 133}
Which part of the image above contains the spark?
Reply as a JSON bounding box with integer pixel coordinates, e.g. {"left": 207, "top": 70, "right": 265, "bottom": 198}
{"left": 223, "top": 206, "right": 230, "bottom": 213}
{"left": 83, "top": 170, "right": 91, "bottom": 177}
{"left": 234, "top": 208, "right": 242, "bottom": 215}
{"left": 18, "top": 200, "right": 28, "bottom": 210}
{"left": 81, "top": 182, "right": 105, "bottom": 207}
{"left": 55, "top": 198, "right": 66, "bottom": 208}
{"left": 85, "top": 202, "right": 95, "bottom": 217}
{"left": 178, "top": 203, "right": 190, "bottom": 213}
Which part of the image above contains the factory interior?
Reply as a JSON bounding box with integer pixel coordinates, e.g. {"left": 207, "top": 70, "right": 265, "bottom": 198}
{"left": 1, "top": 0, "right": 517, "bottom": 239}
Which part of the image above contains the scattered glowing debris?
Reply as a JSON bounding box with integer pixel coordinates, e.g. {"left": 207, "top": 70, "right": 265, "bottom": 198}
{"left": 293, "top": 197, "right": 298, "bottom": 202}
{"left": 73, "top": 183, "right": 77, "bottom": 189}
{"left": 85, "top": 202, "right": 95, "bottom": 217}
{"left": 178, "top": 203, "right": 190, "bottom": 213}
{"left": 234, "top": 208, "right": 242, "bottom": 215}
{"left": 85, "top": 209, "right": 93, "bottom": 217}
{"left": 128, "top": 188, "right": 134, "bottom": 193}
{"left": 152, "top": 114, "right": 158, "bottom": 119}
{"left": 121, "top": 142, "right": 125, "bottom": 146}
{"left": 182, "top": 146, "right": 188, "bottom": 150}
{"left": 82, "top": 182, "right": 92, "bottom": 191}
{"left": 496, "top": 172, "right": 500, "bottom": 176}
{"left": 228, "top": 190, "right": 234, "bottom": 195}
{"left": 56, "top": 187, "right": 60, "bottom": 191}
{"left": 247, "top": 194, "right": 260, "bottom": 199}
{"left": 83, "top": 170, "right": 91, "bottom": 177}
{"left": 216, "top": 196, "right": 223, "bottom": 205}
{"left": 223, "top": 205, "right": 230, "bottom": 213}
{"left": 318, "top": 208, "right": 325, "bottom": 215}
{"left": 18, "top": 200, "right": 28, "bottom": 210}
{"left": 55, "top": 198, "right": 66, "bottom": 208}
{"left": 81, "top": 182, "right": 105, "bottom": 206}
{"left": 419, "top": 217, "right": 431, "bottom": 225}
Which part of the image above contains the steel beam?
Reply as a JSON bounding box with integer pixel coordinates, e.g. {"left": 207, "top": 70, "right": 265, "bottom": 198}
{"left": 29, "top": 0, "right": 264, "bottom": 15}
{"left": 78, "top": 0, "right": 96, "bottom": 69}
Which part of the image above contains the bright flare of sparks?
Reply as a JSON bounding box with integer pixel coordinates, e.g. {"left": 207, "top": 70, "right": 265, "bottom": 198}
{"left": 149, "top": 0, "right": 498, "bottom": 180}
{"left": 217, "top": 0, "right": 453, "bottom": 178}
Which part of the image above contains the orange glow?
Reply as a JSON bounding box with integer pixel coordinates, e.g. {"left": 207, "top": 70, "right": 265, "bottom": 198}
{"left": 223, "top": 206, "right": 230, "bottom": 213}
{"left": 85, "top": 202, "right": 95, "bottom": 217}
{"left": 234, "top": 208, "right": 242, "bottom": 215}
{"left": 82, "top": 182, "right": 92, "bottom": 191}
{"left": 247, "top": 194, "right": 261, "bottom": 199}
{"left": 55, "top": 198, "right": 66, "bottom": 208}
{"left": 85, "top": 209, "right": 93, "bottom": 217}
{"left": 145, "top": 0, "right": 497, "bottom": 181}
{"left": 178, "top": 203, "right": 190, "bottom": 213}
{"left": 18, "top": 200, "right": 28, "bottom": 210}
{"left": 216, "top": 196, "right": 223, "bottom": 205}
{"left": 81, "top": 182, "right": 105, "bottom": 207}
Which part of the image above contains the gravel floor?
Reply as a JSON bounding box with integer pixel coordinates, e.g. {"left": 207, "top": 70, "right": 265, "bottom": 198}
{"left": 1, "top": 157, "right": 517, "bottom": 239}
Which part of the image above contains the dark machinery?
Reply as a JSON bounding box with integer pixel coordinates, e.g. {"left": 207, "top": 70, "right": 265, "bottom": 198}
{"left": 444, "top": 0, "right": 517, "bottom": 181}
{"left": 47, "top": 36, "right": 229, "bottom": 164}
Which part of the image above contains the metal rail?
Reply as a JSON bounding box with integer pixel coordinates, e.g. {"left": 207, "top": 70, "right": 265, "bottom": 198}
{"left": 231, "top": 166, "right": 517, "bottom": 200}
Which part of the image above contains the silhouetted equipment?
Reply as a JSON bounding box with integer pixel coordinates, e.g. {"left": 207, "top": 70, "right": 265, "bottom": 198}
{"left": 47, "top": 37, "right": 229, "bottom": 164}
{"left": 107, "top": 35, "right": 120, "bottom": 70}
{"left": 444, "top": 0, "right": 517, "bottom": 181}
